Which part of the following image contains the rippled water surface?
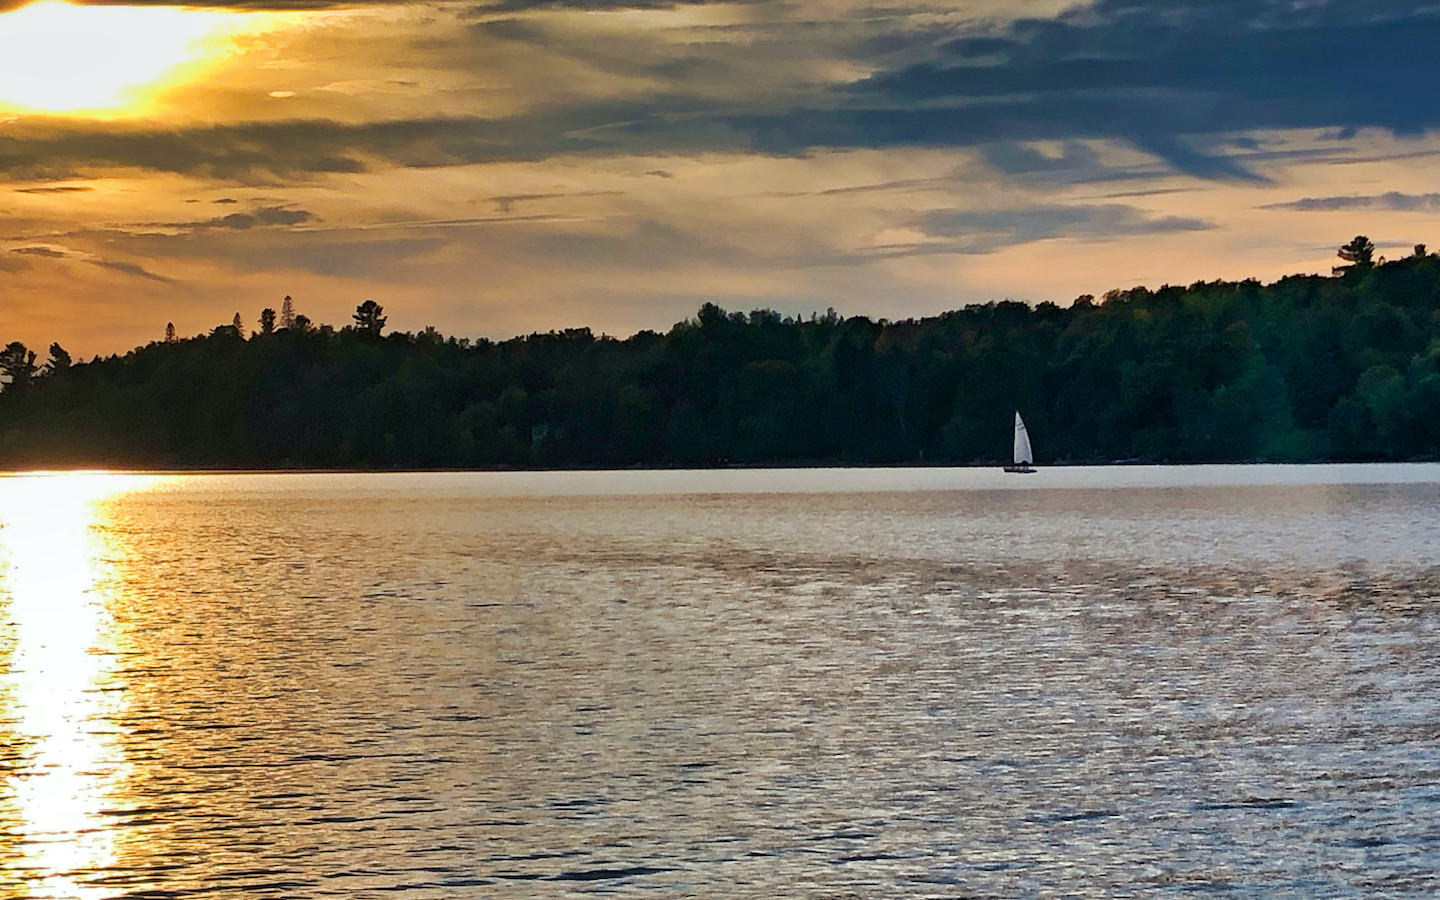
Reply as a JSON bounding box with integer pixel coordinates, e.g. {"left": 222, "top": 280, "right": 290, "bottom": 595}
{"left": 1, "top": 465, "right": 1438, "bottom": 897}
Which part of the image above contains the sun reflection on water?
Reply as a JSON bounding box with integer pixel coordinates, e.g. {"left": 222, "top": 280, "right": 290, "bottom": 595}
{"left": 0, "top": 473, "right": 158, "bottom": 899}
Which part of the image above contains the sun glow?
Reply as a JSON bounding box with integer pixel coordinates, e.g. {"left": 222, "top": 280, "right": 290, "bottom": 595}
{"left": 0, "top": 1, "right": 246, "bottom": 114}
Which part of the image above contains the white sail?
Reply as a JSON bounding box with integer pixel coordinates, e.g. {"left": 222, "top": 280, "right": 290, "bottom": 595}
{"left": 1013, "top": 411, "right": 1033, "bottom": 465}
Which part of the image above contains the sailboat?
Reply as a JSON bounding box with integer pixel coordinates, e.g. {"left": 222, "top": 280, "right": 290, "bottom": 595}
{"left": 1004, "top": 411, "right": 1036, "bottom": 474}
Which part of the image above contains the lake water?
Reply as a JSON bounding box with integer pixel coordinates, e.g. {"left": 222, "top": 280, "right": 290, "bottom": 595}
{"left": 0, "top": 465, "right": 1438, "bottom": 897}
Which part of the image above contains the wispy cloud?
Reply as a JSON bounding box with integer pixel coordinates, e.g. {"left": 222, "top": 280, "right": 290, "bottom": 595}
{"left": 911, "top": 203, "right": 1214, "bottom": 254}
{"left": 9, "top": 243, "right": 175, "bottom": 282}
{"left": 1264, "top": 192, "right": 1440, "bottom": 212}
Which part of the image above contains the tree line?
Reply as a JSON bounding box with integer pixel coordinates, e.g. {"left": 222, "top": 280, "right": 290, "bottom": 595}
{"left": 0, "top": 237, "right": 1437, "bottom": 468}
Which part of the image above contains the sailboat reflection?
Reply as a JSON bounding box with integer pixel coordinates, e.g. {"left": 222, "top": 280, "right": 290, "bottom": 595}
{"left": 0, "top": 474, "right": 155, "bottom": 899}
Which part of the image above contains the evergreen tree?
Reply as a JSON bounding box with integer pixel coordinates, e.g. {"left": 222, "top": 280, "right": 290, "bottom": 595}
{"left": 280, "top": 295, "right": 295, "bottom": 330}
{"left": 353, "top": 299, "right": 387, "bottom": 337}
{"left": 0, "top": 342, "right": 38, "bottom": 389}
{"left": 46, "top": 342, "right": 71, "bottom": 374}
{"left": 259, "top": 308, "right": 277, "bottom": 335}
{"left": 1337, "top": 235, "right": 1376, "bottom": 269}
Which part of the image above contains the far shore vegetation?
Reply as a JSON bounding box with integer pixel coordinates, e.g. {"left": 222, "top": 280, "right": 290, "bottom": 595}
{"left": 2, "top": 236, "right": 1439, "bottom": 469}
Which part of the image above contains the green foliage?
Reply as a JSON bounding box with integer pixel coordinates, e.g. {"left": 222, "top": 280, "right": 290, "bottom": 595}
{"left": 2, "top": 255, "right": 1440, "bottom": 468}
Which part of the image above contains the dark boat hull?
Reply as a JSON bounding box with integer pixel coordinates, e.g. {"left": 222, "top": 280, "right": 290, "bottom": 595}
{"left": 1003, "top": 465, "right": 1036, "bottom": 474}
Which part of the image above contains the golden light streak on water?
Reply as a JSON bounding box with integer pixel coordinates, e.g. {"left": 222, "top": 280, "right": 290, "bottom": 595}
{"left": 0, "top": 473, "right": 158, "bottom": 899}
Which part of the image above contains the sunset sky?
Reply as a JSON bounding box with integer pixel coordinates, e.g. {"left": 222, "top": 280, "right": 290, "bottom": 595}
{"left": 2, "top": 0, "right": 1439, "bottom": 356}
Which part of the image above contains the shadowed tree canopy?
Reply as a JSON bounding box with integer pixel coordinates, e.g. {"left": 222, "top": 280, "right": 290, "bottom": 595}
{"left": 1, "top": 250, "right": 1439, "bottom": 469}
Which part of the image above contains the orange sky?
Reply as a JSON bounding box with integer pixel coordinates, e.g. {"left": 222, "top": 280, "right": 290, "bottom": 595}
{"left": 2, "top": 0, "right": 1440, "bottom": 357}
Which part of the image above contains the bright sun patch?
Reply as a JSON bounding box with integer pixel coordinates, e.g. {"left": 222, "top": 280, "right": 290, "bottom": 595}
{"left": 0, "top": 1, "right": 245, "bottom": 115}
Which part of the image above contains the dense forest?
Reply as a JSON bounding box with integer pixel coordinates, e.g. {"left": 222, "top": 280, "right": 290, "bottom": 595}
{"left": 1, "top": 237, "right": 1438, "bottom": 469}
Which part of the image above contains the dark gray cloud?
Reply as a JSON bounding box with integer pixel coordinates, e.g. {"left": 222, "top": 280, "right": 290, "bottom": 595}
{"left": 90, "top": 259, "right": 175, "bottom": 282}
{"left": 244, "top": 236, "right": 446, "bottom": 277}
{"left": 119, "top": 205, "right": 317, "bottom": 234}
{"left": 0, "top": 119, "right": 398, "bottom": 181}
{"left": 765, "top": 173, "right": 964, "bottom": 200}
{"left": 13, "top": 185, "right": 93, "bottom": 194}
{"left": 796, "top": 202, "right": 1216, "bottom": 267}
{"left": 834, "top": 0, "right": 1440, "bottom": 177}
{"left": 470, "top": 216, "right": 764, "bottom": 273}
{"left": 0, "top": 112, "right": 634, "bottom": 181}
{"left": 489, "top": 0, "right": 1440, "bottom": 176}
{"left": 467, "top": 0, "right": 1440, "bottom": 181}
{"left": 0, "top": 99, "right": 745, "bottom": 181}
{"left": 9, "top": 244, "right": 174, "bottom": 281}
{"left": 11, "top": 245, "right": 67, "bottom": 259}
{"left": 212, "top": 206, "right": 316, "bottom": 229}
{"left": 980, "top": 142, "right": 1104, "bottom": 178}
{"left": 1264, "top": 192, "right": 1440, "bottom": 212}
{"left": 487, "top": 190, "right": 622, "bottom": 212}
{"left": 477, "top": 0, "right": 725, "bottom": 11}
{"left": 106, "top": 226, "right": 449, "bottom": 278}
{"left": 913, "top": 203, "right": 1213, "bottom": 253}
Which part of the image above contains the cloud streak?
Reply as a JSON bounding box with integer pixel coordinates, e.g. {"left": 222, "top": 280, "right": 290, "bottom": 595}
{"left": 887, "top": 203, "right": 1215, "bottom": 257}
{"left": 1264, "top": 192, "right": 1440, "bottom": 212}
{"left": 8, "top": 243, "right": 175, "bottom": 281}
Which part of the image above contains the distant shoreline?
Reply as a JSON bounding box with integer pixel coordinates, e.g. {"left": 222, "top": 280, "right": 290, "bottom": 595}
{"left": 4, "top": 268, "right": 1439, "bottom": 469}
{"left": 3, "top": 459, "right": 1437, "bottom": 477}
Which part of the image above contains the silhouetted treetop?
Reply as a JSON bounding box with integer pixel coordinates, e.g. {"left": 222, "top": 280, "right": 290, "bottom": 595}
{"left": 0, "top": 343, "right": 37, "bottom": 389}
{"left": 354, "top": 299, "right": 386, "bottom": 337}
{"left": 46, "top": 343, "right": 71, "bottom": 374}
{"left": 1338, "top": 235, "right": 1376, "bottom": 268}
